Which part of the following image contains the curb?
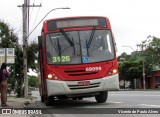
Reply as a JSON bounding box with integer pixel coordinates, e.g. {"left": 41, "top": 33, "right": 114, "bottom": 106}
{"left": 5, "top": 96, "right": 38, "bottom": 108}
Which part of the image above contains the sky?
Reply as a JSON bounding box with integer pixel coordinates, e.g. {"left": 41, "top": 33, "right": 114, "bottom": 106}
{"left": 0, "top": 0, "right": 160, "bottom": 56}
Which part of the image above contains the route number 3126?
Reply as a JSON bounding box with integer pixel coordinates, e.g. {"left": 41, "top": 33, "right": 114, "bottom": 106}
{"left": 52, "top": 56, "right": 70, "bottom": 63}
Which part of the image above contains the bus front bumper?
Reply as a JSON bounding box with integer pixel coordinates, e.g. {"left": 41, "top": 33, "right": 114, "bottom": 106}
{"left": 46, "top": 74, "right": 119, "bottom": 97}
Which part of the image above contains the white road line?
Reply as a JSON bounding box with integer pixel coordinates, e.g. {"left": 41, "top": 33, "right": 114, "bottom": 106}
{"left": 110, "top": 94, "right": 160, "bottom": 96}
{"left": 139, "top": 104, "right": 160, "bottom": 107}
{"left": 86, "top": 98, "right": 124, "bottom": 104}
{"left": 107, "top": 101, "right": 124, "bottom": 103}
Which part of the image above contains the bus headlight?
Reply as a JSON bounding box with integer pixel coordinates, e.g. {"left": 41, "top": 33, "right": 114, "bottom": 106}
{"left": 112, "top": 69, "right": 117, "bottom": 74}
{"left": 108, "top": 68, "right": 118, "bottom": 75}
{"left": 48, "top": 74, "right": 52, "bottom": 79}
{"left": 47, "top": 73, "right": 60, "bottom": 80}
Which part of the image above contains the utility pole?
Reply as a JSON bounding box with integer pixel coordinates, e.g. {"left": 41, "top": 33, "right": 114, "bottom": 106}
{"left": 138, "top": 43, "right": 146, "bottom": 89}
{"left": 18, "top": 0, "right": 42, "bottom": 98}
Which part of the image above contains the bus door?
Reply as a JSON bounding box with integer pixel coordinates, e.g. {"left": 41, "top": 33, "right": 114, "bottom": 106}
{"left": 38, "top": 36, "right": 47, "bottom": 97}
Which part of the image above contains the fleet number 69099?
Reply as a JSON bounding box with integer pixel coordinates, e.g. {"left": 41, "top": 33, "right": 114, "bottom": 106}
{"left": 85, "top": 66, "right": 102, "bottom": 71}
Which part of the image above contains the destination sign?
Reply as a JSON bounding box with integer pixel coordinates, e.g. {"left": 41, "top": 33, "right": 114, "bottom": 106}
{"left": 57, "top": 19, "right": 98, "bottom": 28}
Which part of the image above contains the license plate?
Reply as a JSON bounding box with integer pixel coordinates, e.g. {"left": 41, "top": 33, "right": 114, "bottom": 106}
{"left": 78, "top": 81, "right": 90, "bottom": 86}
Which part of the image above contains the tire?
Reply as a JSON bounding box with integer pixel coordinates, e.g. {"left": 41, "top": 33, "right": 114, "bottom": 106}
{"left": 41, "top": 96, "right": 44, "bottom": 102}
{"left": 72, "top": 97, "right": 77, "bottom": 100}
{"left": 95, "top": 91, "right": 108, "bottom": 103}
{"left": 78, "top": 97, "right": 83, "bottom": 100}
{"left": 57, "top": 96, "right": 68, "bottom": 100}
{"left": 45, "top": 96, "right": 54, "bottom": 106}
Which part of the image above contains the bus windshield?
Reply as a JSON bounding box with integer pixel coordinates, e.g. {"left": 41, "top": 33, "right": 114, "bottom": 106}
{"left": 46, "top": 29, "right": 115, "bottom": 64}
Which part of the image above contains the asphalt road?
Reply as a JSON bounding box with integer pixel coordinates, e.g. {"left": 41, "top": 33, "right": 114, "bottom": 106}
{"left": 31, "top": 90, "right": 160, "bottom": 117}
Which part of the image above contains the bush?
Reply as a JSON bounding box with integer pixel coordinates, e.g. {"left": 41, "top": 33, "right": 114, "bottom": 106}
{"left": 28, "top": 76, "right": 38, "bottom": 88}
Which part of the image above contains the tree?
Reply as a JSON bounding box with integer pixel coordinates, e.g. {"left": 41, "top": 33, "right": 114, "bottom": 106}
{"left": 118, "top": 52, "right": 147, "bottom": 89}
{"left": 117, "top": 52, "right": 131, "bottom": 61}
{"left": 144, "top": 37, "right": 160, "bottom": 69}
{"left": 0, "top": 20, "right": 19, "bottom": 93}
{"left": 27, "top": 41, "right": 38, "bottom": 70}
{"left": 0, "top": 20, "right": 17, "bottom": 48}
{"left": 14, "top": 42, "right": 38, "bottom": 97}
{"left": 118, "top": 53, "right": 142, "bottom": 78}
{"left": 118, "top": 37, "right": 159, "bottom": 89}
{"left": 14, "top": 45, "right": 24, "bottom": 97}
{"left": 0, "top": 20, "right": 39, "bottom": 97}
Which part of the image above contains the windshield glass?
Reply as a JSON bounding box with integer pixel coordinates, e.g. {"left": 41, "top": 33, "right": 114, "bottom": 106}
{"left": 46, "top": 30, "right": 115, "bottom": 64}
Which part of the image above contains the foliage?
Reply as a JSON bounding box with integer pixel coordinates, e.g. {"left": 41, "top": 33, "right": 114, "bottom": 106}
{"left": 117, "top": 52, "right": 131, "bottom": 61}
{"left": 28, "top": 76, "right": 38, "bottom": 88}
{"left": 27, "top": 42, "right": 38, "bottom": 70}
{"left": 0, "top": 20, "right": 38, "bottom": 97}
{"left": 118, "top": 37, "right": 160, "bottom": 89}
{"left": 14, "top": 45, "right": 24, "bottom": 97}
{"left": 144, "top": 37, "right": 160, "bottom": 69}
{"left": 118, "top": 52, "right": 142, "bottom": 81}
{"left": 118, "top": 60, "right": 142, "bottom": 81}
{"left": 0, "top": 20, "right": 17, "bottom": 48}
{"left": 118, "top": 52, "right": 151, "bottom": 89}
{"left": 0, "top": 20, "right": 20, "bottom": 94}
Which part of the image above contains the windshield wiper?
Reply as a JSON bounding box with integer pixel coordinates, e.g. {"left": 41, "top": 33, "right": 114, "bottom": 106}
{"left": 60, "top": 29, "right": 74, "bottom": 47}
{"left": 86, "top": 27, "right": 96, "bottom": 56}
{"left": 57, "top": 38, "right": 61, "bottom": 58}
{"left": 87, "top": 27, "right": 96, "bottom": 48}
{"left": 49, "top": 34, "right": 59, "bottom": 55}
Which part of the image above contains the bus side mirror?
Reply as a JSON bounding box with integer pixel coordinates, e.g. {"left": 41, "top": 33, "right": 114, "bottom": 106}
{"left": 38, "top": 36, "right": 42, "bottom": 49}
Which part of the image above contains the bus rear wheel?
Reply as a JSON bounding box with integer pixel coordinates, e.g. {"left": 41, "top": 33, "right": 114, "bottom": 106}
{"left": 95, "top": 91, "right": 108, "bottom": 103}
{"left": 45, "top": 96, "right": 54, "bottom": 106}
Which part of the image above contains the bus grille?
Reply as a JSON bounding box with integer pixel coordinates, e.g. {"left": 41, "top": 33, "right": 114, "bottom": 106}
{"left": 64, "top": 70, "right": 98, "bottom": 76}
{"left": 68, "top": 82, "right": 100, "bottom": 90}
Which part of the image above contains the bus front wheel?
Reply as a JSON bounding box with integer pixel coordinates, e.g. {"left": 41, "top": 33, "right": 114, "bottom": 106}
{"left": 95, "top": 91, "right": 108, "bottom": 103}
{"left": 45, "top": 96, "right": 54, "bottom": 106}
{"left": 41, "top": 96, "right": 44, "bottom": 102}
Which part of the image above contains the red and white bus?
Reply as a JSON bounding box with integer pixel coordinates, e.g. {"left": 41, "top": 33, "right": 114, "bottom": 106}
{"left": 38, "top": 16, "right": 119, "bottom": 106}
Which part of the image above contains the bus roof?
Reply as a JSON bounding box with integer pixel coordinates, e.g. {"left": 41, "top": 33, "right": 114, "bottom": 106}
{"left": 44, "top": 16, "right": 109, "bottom": 23}
{"left": 42, "top": 16, "right": 111, "bottom": 32}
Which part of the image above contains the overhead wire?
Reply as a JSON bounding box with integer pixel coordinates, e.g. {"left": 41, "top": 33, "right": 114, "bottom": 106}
{"left": 29, "top": 0, "right": 42, "bottom": 42}
{"left": 31, "top": 0, "right": 43, "bottom": 29}
{"left": 31, "top": 6, "right": 41, "bottom": 32}
{"left": 29, "top": 0, "right": 36, "bottom": 34}
{"left": 16, "top": 7, "right": 23, "bottom": 45}
{"left": 29, "top": 0, "right": 36, "bottom": 22}
{"left": 15, "top": 19, "right": 23, "bottom": 45}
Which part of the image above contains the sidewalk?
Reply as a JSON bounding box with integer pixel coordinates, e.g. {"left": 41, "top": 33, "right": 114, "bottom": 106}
{"left": 0, "top": 93, "right": 37, "bottom": 117}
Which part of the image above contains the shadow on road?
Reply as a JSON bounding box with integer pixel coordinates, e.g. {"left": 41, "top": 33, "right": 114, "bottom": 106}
{"left": 29, "top": 98, "right": 112, "bottom": 108}
{"left": 50, "top": 99, "right": 105, "bottom": 108}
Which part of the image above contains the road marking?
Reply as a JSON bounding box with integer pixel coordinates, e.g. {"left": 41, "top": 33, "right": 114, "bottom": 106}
{"left": 108, "top": 101, "right": 123, "bottom": 104}
{"left": 110, "top": 93, "right": 160, "bottom": 97}
{"left": 139, "top": 104, "right": 160, "bottom": 107}
{"left": 85, "top": 98, "right": 124, "bottom": 104}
